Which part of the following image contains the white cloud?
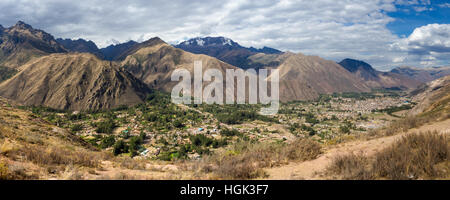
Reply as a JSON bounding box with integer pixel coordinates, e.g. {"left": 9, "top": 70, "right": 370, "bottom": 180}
{"left": 438, "top": 3, "right": 450, "bottom": 8}
{"left": 0, "top": 0, "right": 448, "bottom": 69}
{"left": 390, "top": 24, "right": 450, "bottom": 67}
{"left": 393, "top": 24, "right": 450, "bottom": 54}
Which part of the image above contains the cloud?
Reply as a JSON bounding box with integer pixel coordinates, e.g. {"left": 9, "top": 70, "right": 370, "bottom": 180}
{"left": 438, "top": 3, "right": 450, "bottom": 8}
{"left": 0, "top": 0, "right": 448, "bottom": 69}
{"left": 390, "top": 24, "right": 450, "bottom": 66}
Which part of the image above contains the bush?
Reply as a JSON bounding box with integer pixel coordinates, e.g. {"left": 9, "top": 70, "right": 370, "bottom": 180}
{"left": 70, "top": 124, "right": 83, "bottom": 133}
{"left": 220, "top": 128, "right": 240, "bottom": 137}
{"left": 282, "top": 139, "right": 322, "bottom": 161}
{"left": 20, "top": 145, "right": 99, "bottom": 168}
{"left": 328, "top": 131, "right": 449, "bottom": 180}
{"left": 372, "top": 132, "right": 448, "bottom": 179}
{"left": 100, "top": 136, "right": 116, "bottom": 149}
{"left": 129, "top": 136, "right": 144, "bottom": 157}
{"left": 113, "top": 140, "right": 128, "bottom": 156}
{"left": 190, "top": 134, "right": 213, "bottom": 147}
{"left": 173, "top": 120, "right": 184, "bottom": 128}
{"left": 212, "top": 139, "right": 322, "bottom": 179}
{"left": 95, "top": 119, "right": 116, "bottom": 134}
{"left": 143, "top": 113, "right": 158, "bottom": 122}
{"left": 0, "top": 160, "right": 8, "bottom": 180}
{"left": 328, "top": 153, "right": 372, "bottom": 180}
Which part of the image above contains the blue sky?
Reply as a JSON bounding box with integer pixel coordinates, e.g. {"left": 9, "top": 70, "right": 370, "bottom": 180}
{"left": 387, "top": 0, "right": 450, "bottom": 37}
{"left": 0, "top": 0, "right": 449, "bottom": 70}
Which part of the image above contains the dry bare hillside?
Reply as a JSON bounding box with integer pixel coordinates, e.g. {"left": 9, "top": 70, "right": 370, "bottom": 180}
{"left": 338, "top": 59, "right": 421, "bottom": 90}
{"left": 120, "top": 37, "right": 240, "bottom": 99}
{"left": 410, "top": 75, "right": 450, "bottom": 116}
{"left": 0, "top": 21, "right": 66, "bottom": 68}
{"left": 271, "top": 53, "right": 371, "bottom": 102}
{"left": 0, "top": 53, "right": 151, "bottom": 111}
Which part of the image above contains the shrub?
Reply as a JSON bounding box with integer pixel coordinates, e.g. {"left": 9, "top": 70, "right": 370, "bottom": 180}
{"left": 282, "top": 139, "right": 322, "bottom": 161}
{"left": 220, "top": 128, "right": 240, "bottom": 137}
{"left": 70, "top": 124, "right": 83, "bottom": 133}
{"left": 212, "top": 139, "right": 322, "bottom": 179}
{"left": 143, "top": 113, "right": 158, "bottom": 122}
{"left": 95, "top": 119, "right": 116, "bottom": 134}
{"left": 190, "top": 134, "right": 213, "bottom": 147}
{"left": 129, "top": 136, "right": 144, "bottom": 157}
{"left": 173, "top": 120, "right": 184, "bottom": 128}
{"left": 113, "top": 140, "right": 128, "bottom": 156}
{"left": 328, "top": 131, "right": 449, "bottom": 180}
{"left": 100, "top": 136, "right": 116, "bottom": 149}
{"left": 328, "top": 153, "right": 372, "bottom": 180}
{"left": 0, "top": 160, "right": 8, "bottom": 180}
{"left": 20, "top": 145, "right": 99, "bottom": 168}
{"left": 372, "top": 131, "right": 448, "bottom": 179}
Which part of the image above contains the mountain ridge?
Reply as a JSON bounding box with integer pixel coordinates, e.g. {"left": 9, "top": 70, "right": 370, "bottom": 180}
{"left": 338, "top": 58, "right": 421, "bottom": 90}
{"left": 0, "top": 53, "right": 152, "bottom": 111}
{"left": 0, "top": 21, "right": 67, "bottom": 68}
{"left": 175, "top": 36, "right": 282, "bottom": 69}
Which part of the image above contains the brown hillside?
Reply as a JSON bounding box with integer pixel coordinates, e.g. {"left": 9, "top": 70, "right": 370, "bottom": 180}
{"left": 338, "top": 59, "right": 421, "bottom": 90}
{"left": 271, "top": 53, "right": 371, "bottom": 102}
{"left": 120, "top": 38, "right": 240, "bottom": 100}
{"left": 0, "top": 21, "right": 66, "bottom": 68}
{"left": 410, "top": 75, "right": 450, "bottom": 116}
{"left": 0, "top": 53, "right": 151, "bottom": 111}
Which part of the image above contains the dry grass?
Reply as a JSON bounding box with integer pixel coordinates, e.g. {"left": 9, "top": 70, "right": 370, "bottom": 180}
{"left": 207, "top": 139, "right": 322, "bottom": 179}
{"left": 328, "top": 131, "right": 449, "bottom": 180}
{"left": 327, "top": 153, "right": 372, "bottom": 180}
{"left": 17, "top": 145, "right": 101, "bottom": 168}
{"left": 372, "top": 132, "right": 448, "bottom": 179}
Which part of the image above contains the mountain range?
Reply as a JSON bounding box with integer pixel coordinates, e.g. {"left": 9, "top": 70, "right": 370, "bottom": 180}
{"left": 0, "top": 21, "right": 66, "bottom": 69}
{"left": 338, "top": 58, "right": 422, "bottom": 90}
{"left": 390, "top": 66, "right": 450, "bottom": 83}
{"left": 0, "top": 21, "right": 446, "bottom": 111}
{"left": 0, "top": 53, "right": 151, "bottom": 111}
{"left": 175, "top": 37, "right": 283, "bottom": 69}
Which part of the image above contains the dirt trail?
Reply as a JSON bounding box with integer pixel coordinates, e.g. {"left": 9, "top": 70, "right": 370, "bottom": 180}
{"left": 262, "top": 119, "right": 450, "bottom": 180}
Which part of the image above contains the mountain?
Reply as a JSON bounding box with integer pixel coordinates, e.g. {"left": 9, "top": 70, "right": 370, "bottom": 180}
{"left": 100, "top": 40, "right": 138, "bottom": 61}
{"left": 174, "top": 37, "right": 282, "bottom": 69}
{"left": 0, "top": 53, "right": 151, "bottom": 111}
{"left": 271, "top": 54, "right": 371, "bottom": 101}
{"left": 120, "top": 37, "right": 372, "bottom": 102}
{"left": 390, "top": 66, "right": 450, "bottom": 83}
{"left": 120, "top": 37, "right": 239, "bottom": 97}
{"left": 0, "top": 66, "right": 17, "bottom": 83}
{"left": 56, "top": 38, "right": 104, "bottom": 59}
{"left": 409, "top": 75, "right": 450, "bottom": 116}
{"left": 0, "top": 21, "right": 67, "bottom": 68}
{"left": 338, "top": 58, "right": 421, "bottom": 90}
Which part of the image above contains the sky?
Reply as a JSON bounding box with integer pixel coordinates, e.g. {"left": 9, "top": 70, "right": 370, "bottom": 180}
{"left": 0, "top": 0, "right": 449, "bottom": 70}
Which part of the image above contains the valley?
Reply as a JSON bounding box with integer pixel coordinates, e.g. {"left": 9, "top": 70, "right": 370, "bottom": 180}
{"left": 0, "top": 21, "right": 448, "bottom": 180}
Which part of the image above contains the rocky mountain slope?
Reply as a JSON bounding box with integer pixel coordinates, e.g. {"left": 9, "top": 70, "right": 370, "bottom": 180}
{"left": 120, "top": 37, "right": 239, "bottom": 99}
{"left": 175, "top": 37, "right": 282, "bottom": 69}
{"left": 338, "top": 59, "right": 421, "bottom": 90}
{"left": 391, "top": 66, "right": 450, "bottom": 83}
{"left": 56, "top": 38, "right": 104, "bottom": 59}
{"left": 100, "top": 40, "right": 138, "bottom": 61}
{"left": 410, "top": 75, "right": 450, "bottom": 116}
{"left": 270, "top": 54, "right": 371, "bottom": 102}
{"left": 0, "top": 53, "right": 151, "bottom": 111}
{"left": 0, "top": 21, "right": 66, "bottom": 68}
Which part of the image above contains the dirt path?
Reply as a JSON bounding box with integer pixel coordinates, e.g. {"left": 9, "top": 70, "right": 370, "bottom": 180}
{"left": 262, "top": 119, "right": 450, "bottom": 180}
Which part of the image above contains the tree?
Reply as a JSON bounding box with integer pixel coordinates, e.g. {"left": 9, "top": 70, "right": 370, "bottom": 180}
{"left": 100, "top": 136, "right": 116, "bottom": 149}
{"left": 113, "top": 140, "right": 127, "bottom": 156}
